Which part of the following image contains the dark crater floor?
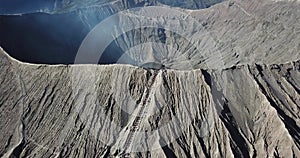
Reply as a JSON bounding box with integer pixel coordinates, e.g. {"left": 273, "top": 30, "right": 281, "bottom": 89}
{"left": 0, "top": 12, "right": 169, "bottom": 66}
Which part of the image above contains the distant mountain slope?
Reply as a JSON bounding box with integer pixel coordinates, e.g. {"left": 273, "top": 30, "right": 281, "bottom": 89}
{"left": 0, "top": 0, "right": 299, "bottom": 69}
{"left": 0, "top": 0, "right": 224, "bottom": 14}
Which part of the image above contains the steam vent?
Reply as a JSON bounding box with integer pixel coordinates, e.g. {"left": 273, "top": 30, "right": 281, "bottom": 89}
{"left": 1, "top": 0, "right": 300, "bottom": 157}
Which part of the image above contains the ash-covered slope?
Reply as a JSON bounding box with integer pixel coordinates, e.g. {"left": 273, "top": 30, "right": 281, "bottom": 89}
{"left": 0, "top": 46, "right": 299, "bottom": 157}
